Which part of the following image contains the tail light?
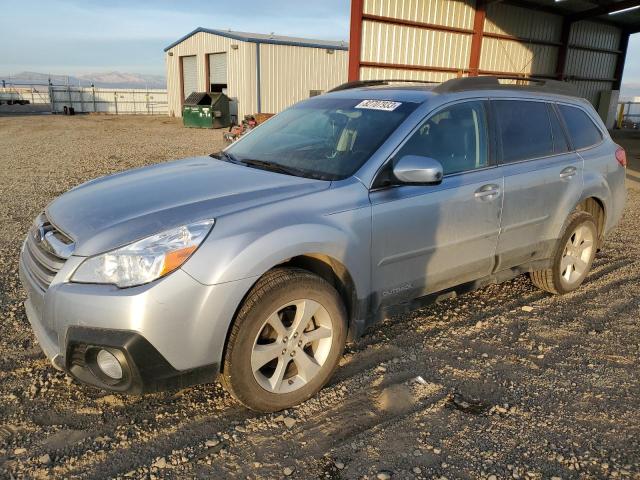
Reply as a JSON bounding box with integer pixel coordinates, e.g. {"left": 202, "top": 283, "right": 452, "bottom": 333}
{"left": 615, "top": 146, "right": 627, "bottom": 168}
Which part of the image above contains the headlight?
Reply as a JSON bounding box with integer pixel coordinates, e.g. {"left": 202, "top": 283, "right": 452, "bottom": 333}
{"left": 71, "top": 219, "right": 214, "bottom": 288}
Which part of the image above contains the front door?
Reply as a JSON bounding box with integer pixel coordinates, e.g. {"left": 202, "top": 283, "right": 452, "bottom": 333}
{"left": 370, "top": 100, "right": 503, "bottom": 310}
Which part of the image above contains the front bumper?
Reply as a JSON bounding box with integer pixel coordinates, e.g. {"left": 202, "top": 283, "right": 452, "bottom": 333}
{"left": 65, "top": 327, "right": 218, "bottom": 393}
{"left": 19, "top": 247, "right": 257, "bottom": 393}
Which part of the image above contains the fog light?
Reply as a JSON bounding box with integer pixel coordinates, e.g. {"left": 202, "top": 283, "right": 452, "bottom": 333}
{"left": 96, "top": 349, "right": 123, "bottom": 380}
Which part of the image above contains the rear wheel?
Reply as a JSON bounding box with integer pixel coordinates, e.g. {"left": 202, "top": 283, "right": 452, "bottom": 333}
{"left": 530, "top": 211, "right": 597, "bottom": 294}
{"left": 221, "top": 268, "right": 347, "bottom": 412}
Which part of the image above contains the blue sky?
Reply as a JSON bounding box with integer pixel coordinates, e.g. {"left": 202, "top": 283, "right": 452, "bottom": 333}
{"left": 1, "top": 0, "right": 638, "bottom": 90}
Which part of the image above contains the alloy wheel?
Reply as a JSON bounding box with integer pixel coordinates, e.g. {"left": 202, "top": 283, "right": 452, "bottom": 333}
{"left": 251, "top": 299, "right": 334, "bottom": 394}
{"left": 560, "top": 224, "right": 595, "bottom": 287}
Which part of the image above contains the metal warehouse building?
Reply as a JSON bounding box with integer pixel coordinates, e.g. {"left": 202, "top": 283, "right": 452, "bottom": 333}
{"left": 164, "top": 28, "right": 348, "bottom": 119}
{"left": 348, "top": 0, "right": 640, "bottom": 127}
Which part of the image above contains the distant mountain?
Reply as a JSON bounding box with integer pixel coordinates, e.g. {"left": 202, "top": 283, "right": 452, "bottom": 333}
{"left": 1, "top": 71, "right": 166, "bottom": 89}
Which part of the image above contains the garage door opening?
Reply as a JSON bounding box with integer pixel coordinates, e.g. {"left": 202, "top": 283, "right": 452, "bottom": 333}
{"left": 208, "top": 52, "right": 228, "bottom": 94}
{"left": 181, "top": 55, "right": 198, "bottom": 103}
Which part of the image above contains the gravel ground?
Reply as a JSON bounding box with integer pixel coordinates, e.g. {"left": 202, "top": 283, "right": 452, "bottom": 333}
{"left": 1, "top": 115, "right": 639, "bottom": 480}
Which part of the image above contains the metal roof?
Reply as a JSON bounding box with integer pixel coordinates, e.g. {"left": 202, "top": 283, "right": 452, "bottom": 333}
{"left": 164, "top": 28, "right": 349, "bottom": 52}
{"left": 504, "top": 0, "right": 640, "bottom": 30}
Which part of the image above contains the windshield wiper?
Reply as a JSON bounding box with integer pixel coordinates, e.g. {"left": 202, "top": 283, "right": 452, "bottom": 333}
{"left": 210, "top": 151, "right": 241, "bottom": 164}
{"left": 212, "top": 153, "right": 327, "bottom": 180}
{"left": 240, "top": 159, "right": 308, "bottom": 177}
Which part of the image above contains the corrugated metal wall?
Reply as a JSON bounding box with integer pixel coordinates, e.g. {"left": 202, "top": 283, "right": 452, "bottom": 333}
{"left": 259, "top": 44, "right": 348, "bottom": 113}
{"left": 360, "top": 0, "right": 473, "bottom": 80}
{"left": 566, "top": 21, "right": 621, "bottom": 105}
{"left": 354, "top": 0, "right": 624, "bottom": 110}
{"left": 165, "top": 31, "right": 257, "bottom": 118}
{"left": 361, "top": 20, "right": 472, "bottom": 70}
{"left": 364, "top": 0, "right": 475, "bottom": 29}
{"left": 482, "top": 3, "right": 560, "bottom": 77}
{"left": 166, "top": 31, "right": 347, "bottom": 119}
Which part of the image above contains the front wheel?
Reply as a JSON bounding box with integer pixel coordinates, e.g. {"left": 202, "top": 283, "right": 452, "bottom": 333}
{"left": 221, "top": 268, "right": 347, "bottom": 412}
{"left": 530, "top": 211, "right": 597, "bottom": 295}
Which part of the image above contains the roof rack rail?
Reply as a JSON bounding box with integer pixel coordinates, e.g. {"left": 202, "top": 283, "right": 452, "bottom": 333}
{"left": 329, "top": 79, "right": 438, "bottom": 92}
{"left": 432, "top": 76, "right": 579, "bottom": 97}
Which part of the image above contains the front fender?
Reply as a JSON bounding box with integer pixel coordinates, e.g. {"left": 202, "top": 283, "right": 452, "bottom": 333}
{"left": 182, "top": 212, "right": 371, "bottom": 301}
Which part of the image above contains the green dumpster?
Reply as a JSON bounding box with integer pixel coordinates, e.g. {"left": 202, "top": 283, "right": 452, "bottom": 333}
{"left": 182, "top": 92, "right": 231, "bottom": 129}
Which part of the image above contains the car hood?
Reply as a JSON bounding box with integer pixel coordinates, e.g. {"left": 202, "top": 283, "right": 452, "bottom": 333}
{"left": 46, "top": 157, "right": 329, "bottom": 256}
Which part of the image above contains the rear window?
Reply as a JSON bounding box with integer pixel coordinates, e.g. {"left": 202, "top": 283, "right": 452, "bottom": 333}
{"left": 494, "top": 100, "right": 554, "bottom": 163}
{"left": 558, "top": 104, "right": 603, "bottom": 150}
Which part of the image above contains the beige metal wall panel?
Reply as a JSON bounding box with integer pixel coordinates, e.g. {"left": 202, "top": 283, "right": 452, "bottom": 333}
{"left": 363, "top": 0, "right": 475, "bottom": 30}
{"left": 484, "top": 3, "right": 561, "bottom": 42}
{"left": 569, "top": 80, "right": 611, "bottom": 106}
{"left": 360, "top": 66, "right": 457, "bottom": 83}
{"left": 361, "top": 19, "right": 471, "bottom": 69}
{"left": 564, "top": 21, "right": 621, "bottom": 110}
{"left": 258, "top": 44, "right": 347, "bottom": 113}
{"left": 479, "top": 38, "right": 557, "bottom": 76}
{"left": 565, "top": 49, "right": 617, "bottom": 79}
{"left": 165, "top": 31, "right": 257, "bottom": 118}
{"left": 481, "top": 3, "right": 560, "bottom": 77}
{"left": 569, "top": 21, "right": 621, "bottom": 51}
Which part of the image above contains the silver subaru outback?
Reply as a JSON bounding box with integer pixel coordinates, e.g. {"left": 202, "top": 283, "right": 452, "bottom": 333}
{"left": 19, "top": 77, "right": 626, "bottom": 411}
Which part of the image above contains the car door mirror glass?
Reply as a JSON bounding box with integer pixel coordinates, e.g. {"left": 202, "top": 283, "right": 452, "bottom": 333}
{"left": 393, "top": 155, "right": 443, "bottom": 185}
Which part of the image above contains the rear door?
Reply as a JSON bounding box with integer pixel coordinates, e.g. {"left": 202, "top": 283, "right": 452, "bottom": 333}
{"left": 494, "top": 99, "right": 583, "bottom": 270}
{"left": 370, "top": 100, "right": 503, "bottom": 308}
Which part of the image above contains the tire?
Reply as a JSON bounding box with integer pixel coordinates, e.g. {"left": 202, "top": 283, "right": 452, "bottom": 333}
{"left": 221, "top": 267, "right": 347, "bottom": 412}
{"left": 530, "top": 211, "right": 597, "bottom": 295}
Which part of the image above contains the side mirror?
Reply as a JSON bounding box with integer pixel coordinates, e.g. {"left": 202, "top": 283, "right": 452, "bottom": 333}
{"left": 392, "top": 155, "right": 444, "bottom": 185}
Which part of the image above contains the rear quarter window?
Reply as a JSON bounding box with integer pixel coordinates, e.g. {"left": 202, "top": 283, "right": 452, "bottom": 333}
{"left": 558, "top": 104, "right": 603, "bottom": 150}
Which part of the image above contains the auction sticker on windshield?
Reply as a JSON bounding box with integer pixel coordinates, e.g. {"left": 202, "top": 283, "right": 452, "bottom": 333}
{"left": 355, "top": 100, "right": 402, "bottom": 111}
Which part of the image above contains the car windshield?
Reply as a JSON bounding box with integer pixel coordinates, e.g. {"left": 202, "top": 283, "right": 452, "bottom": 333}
{"left": 223, "top": 97, "right": 419, "bottom": 180}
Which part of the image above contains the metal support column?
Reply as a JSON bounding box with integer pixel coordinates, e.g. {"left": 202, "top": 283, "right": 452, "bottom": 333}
{"left": 469, "top": 0, "right": 487, "bottom": 76}
{"left": 348, "top": 0, "right": 364, "bottom": 81}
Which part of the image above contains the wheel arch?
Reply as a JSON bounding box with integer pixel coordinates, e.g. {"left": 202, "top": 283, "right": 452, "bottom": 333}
{"left": 219, "top": 252, "right": 364, "bottom": 373}
{"left": 278, "top": 254, "right": 360, "bottom": 339}
{"left": 574, "top": 195, "right": 606, "bottom": 247}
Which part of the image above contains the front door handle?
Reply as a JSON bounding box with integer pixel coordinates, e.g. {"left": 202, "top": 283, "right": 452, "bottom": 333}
{"left": 560, "top": 166, "right": 577, "bottom": 179}
{"left": 474, "top": 184, "right": 500, "bottom": 200}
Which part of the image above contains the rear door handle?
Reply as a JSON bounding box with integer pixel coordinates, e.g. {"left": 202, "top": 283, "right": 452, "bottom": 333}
{"left": 560, "top": 166, "right": 577, "bottom": 179}
{"left": 474, "top": 184, "right": 500, "bottom": 200}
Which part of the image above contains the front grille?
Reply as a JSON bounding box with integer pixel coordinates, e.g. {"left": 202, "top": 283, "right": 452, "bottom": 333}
{"left": 22, "top": 213, "right": 73, "bottom": 292}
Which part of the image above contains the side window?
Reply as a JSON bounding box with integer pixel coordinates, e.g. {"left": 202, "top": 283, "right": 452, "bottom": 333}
{"left": 395, "top": 101, "right": 489, "bottom": 175}
{"left": 494, "top": 100, "right": 554, "bottom": 163}
{"left": 558, "top": 104, "right": 603, "bottom": 150}
{"left": 548, "top": 104, "right": 570, "bottom": 154}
